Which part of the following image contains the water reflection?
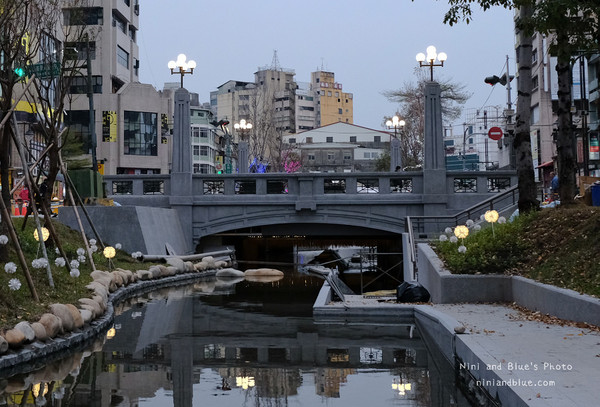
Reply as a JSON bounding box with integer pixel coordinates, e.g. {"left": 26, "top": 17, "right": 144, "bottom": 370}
{"left": 0, "top": 274, "right": 466, "bottom": 406}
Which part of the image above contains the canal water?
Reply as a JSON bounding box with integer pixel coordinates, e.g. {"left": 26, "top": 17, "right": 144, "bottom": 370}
{"left": 0, "top": 273, "right": 476, "bottom": 406}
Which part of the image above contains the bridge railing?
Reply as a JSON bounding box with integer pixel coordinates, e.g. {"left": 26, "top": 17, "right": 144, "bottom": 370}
{"left": 103, "top": 171, "right": 517, "bottom": 200}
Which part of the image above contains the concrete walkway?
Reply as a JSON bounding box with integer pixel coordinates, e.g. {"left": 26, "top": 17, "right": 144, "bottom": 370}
{"left": 319, "top": 295, "right": 600, "bottom": 406}
{"left": 431, "top": 303, "right": 600, "bottom": 407}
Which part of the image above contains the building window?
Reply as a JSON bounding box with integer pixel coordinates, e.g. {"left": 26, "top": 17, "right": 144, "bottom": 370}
{"left": 200, "top": 146, "right": 208, "bottom": 156}
{"left": 288, "top": 138, "right": 296, "bottom": 144}
{"left": 327, "top": 152, "right": 335, "bottom": 161}
{"left": 65, "top": 110, "right": 92, "bottom": 152}
{"left": 124, "top": 111, "right": 158, "bottom": 156}
{"left": 113, "top": 13, "right": 127, "bottom": 34}
{"left": 306, "top": 137, "right": 313, "bottom": 143}
{"left": 327, "top": 91, "right": 332, "bottom": 96}
{"left": 374, "top": 136, "right": 381, "bottom": 143}
{"left": 63, "top": 7, "right": 104, "bottom": 25}
{"left": 117, "top": 46, "right": 129, "bottom": 69}
{"left": 64, "top": 41, "right": 96, "bottom": 60}
{"left": 326, "top": 136, "right": 333, "bottom": 143}
{"left": 338, "top": 108, "right": 343, "bottom": 114}
{"left": 68, "top": 76, "right": 102, "bottom": 94}
{"left": 193, "top": 145, "right": 200, "bottom": 157}
{"left": 308, "top": 153, "right": 315, "bottom": 161}
{"left": 200, "top": 128, "right": 209, "bottom": 139}
{"left": 532, "top": 75, "right": 539, "bottom": 90}
{"left": 350, "top": 136, "right": 357, "bottom": 142}
{"left": 343, "top": 151, "right": 352, "bottom": 160}
{"left": 129, "top": 26, "right": 137, "bottom": 42}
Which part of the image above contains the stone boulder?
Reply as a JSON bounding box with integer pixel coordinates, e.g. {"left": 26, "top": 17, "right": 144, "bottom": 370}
{"left": 79, "top": 308, "right": 93, "bottom": 324}
{"left": 166, "top": 257, "right": 185, "bottom": 272}
{"left": 194, "top": 261, "right": 208, "bottom": 271}
{"left": 86, "top": 281, "right": 109, "bottom": 302}
{"left": 164, "top": 266, "right": 178, "bottom": 276}
{"left": 216, "top": 268, "right": 245, "bottom": 277}
{"left": 245, "top": 275, "right": 284, "bottom": 283}
{"left": 201, "top": 256, "right": 216, "bottom": 270}
{"left": 244, "top": 268, "right": 284, "bottom": 276}
{"left": 14, "top": 322, "right": 35, "bottom": 342}
{"left": 49, "top": 304, "right": 76, "bottom": 332}
{"left": 38, "top": 313, "right": 63, "bottom": 337}
{"left": 148, "top": 265, "right": 162, "bottom": 278}
{"left": 3, "top": 329, "right": 26, "bottom": 348}
{"left": 0, "top": 335, "right": 8, "bottom": 354}
{"left": 136, "top": 269, "right": 153, "bottom": 280}
{"left": 65, "top": 304, "right": 84, "bottom": 329}
{"left": 30, "top": 322, "right": 49, "bottom": 342}
{"left": 78, "top": 298, "right": 102, "bottom": 319}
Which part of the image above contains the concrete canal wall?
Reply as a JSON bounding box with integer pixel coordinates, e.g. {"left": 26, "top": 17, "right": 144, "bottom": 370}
{"left": 416, "top": 243, "right": 600, "bottom": 326}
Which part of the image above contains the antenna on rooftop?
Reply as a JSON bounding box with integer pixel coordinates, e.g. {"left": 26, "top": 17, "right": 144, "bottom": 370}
{"left": 271, "top": 50, "right": 280, "bottom": 70}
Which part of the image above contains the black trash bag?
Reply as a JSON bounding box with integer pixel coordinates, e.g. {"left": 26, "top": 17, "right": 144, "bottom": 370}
{"left": 396, "top": 282, "right": 431, "bottom": 303}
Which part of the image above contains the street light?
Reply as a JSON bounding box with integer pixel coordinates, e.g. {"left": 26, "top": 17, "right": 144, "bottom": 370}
{"left": 168, "top": 53, "right": 196, "bottom": 88}
{"left": 416, "top": 45, "right": 447, "bottom": 81}
{"left": 386, "top": 115, "right": 405, "bottom": 140}
{"left": 234, "top": 119, "right": 253, "bottom": 140}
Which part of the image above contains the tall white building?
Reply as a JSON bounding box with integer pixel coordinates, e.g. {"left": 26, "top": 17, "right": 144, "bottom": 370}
{"left": 63, "top": 0, "right": 173, "bottom": 176}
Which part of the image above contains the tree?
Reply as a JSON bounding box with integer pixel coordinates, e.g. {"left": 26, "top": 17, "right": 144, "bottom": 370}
{"left": 0, "top": 0, "right": 94, "bottom": 262}
{"left": 0, "top": 0, "right": 42, "bottom": 262}
{"left": 383, "top": 69, "right": 470, "bottom": 168}
{"left": 443, "top": 0, "right": 600, "bottom": 207}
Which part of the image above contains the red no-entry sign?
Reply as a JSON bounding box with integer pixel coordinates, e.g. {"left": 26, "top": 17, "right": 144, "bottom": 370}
{"left": 488, "top": 126, "right": 503, "bottom": 141}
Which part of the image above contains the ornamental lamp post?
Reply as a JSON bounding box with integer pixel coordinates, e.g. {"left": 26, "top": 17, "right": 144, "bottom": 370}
{"left": 234, "top": 119, "right": 253, "bottom": 140}
{"left": 385, "top": 115, "right": 405, "bottom": 140}
{"left": 386, "top": 115, "right": 405, "bottom": 171}
{"left": 168, "top": 53, "right": 196, "bottom": 88}
{"left": 234, "top": 119, "right": 252, "bottom": 174}
{"left": 416, "top": 45, "right": 447, "bottom": 81}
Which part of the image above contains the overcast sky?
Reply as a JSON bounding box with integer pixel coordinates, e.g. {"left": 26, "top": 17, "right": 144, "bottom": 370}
{"left": 138, "top": 0, "right": 516, "bottom": 131}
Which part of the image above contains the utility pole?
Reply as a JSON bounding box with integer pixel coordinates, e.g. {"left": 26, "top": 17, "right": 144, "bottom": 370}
{"left": 86, "top": 35, "right": 98, "bottom": 198}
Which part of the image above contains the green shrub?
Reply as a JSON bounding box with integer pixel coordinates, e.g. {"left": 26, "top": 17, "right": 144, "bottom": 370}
{"left": 433, "top": 211, "right": 537, "bottom": 274}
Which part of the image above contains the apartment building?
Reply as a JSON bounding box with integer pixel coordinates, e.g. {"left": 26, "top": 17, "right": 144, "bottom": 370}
{"left": 63, "top": 0, "right": 173, "bottom": 176}
{"left": 283, "top": 122, "right": 389, "bottom": 173}
{"left": 310, "top": 71, "right": 353, "bottom": 127}
{"left": 211, "top": 65, "right": 354, "bottom": 169}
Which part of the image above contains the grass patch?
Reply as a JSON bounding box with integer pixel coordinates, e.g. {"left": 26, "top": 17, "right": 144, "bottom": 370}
{"left": 0, "top": 218, "right": 149, "bottom": 331}
{"left": 433, "top": 206, "right": 600, "bottom": 297}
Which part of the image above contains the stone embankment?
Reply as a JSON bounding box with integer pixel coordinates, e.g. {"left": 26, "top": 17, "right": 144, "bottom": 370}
{"left": 0, "top": 255, "right": 279, "bottom": 372}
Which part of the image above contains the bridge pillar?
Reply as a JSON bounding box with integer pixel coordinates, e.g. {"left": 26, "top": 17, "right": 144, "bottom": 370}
{"left": 170, "top": 88, "right": 193, "bottom": 253}
{"left": 423, "top": 81, "right": 448, "bottom": 215}
{"left": 423, "top": 82, "right": 445, "bottom": 171}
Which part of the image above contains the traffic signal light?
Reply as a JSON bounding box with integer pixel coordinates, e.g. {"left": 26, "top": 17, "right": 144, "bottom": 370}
{"left": 484, "top": 73, "right": 514, "bottom": 86}
{"left": 14, "top": 66, "right": 26, "bottom": 78}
